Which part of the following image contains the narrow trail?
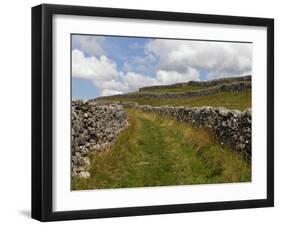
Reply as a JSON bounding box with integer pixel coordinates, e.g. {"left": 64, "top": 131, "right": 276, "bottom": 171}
{"left": 72, "top": 109, "right": 251, "bottom": 190}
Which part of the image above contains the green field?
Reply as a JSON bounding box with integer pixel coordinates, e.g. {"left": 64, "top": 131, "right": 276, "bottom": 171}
{"left": 72, "top": 109, "right": 251, "bottom": 190}
{"left": 99, "top": 91, "right": 251, "bottom": 111}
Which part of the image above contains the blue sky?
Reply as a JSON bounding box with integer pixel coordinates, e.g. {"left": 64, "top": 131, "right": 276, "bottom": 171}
{"left": 72, "top": 35, "right": 252, "bottom": 99}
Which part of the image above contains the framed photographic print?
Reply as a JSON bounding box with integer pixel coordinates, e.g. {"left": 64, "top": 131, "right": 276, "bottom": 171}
{"left": 31, "top": 4, "right": 274, "bottom": 221}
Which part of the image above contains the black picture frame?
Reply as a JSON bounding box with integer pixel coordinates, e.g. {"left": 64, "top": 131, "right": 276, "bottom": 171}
{"left": 31, "top": 3, "right": 274, "bottom": 222}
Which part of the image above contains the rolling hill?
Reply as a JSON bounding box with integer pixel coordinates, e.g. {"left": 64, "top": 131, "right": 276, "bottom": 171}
{"left": 94, "top": 75, "right": 251, "bottom": 111}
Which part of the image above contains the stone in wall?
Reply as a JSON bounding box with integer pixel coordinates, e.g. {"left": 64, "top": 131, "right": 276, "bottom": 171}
{"left": 71, "top": 100, "right": 128, "bottom": 178}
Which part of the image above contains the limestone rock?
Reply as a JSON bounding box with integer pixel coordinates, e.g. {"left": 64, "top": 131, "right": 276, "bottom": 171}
{"left": 71, "top": 100, "right": 128, "bottom": 178}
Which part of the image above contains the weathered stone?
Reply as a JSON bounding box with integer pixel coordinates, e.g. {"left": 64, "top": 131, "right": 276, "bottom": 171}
{"left": 71, "top": 100, "right": 128, "bottom": 178}
{"left": 78, "top": 171, "right": 90, "bottom": 178}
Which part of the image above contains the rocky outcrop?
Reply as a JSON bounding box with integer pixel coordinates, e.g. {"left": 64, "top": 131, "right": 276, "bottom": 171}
{"left": 139, "top": 75, "right": 251, "bottom": 92}
{"left": 123, "top": 103, "right": 251, "bottom": 159}
{"left": 95, "top": 81, "right": 251, "bottom": 101}
{"left": 72, "top": 101, "right": 128, "bottom": 178}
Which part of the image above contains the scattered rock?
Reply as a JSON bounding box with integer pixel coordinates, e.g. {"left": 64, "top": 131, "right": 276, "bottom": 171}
{"left": 78, "top": 171, "right": 91, "bottom": 179}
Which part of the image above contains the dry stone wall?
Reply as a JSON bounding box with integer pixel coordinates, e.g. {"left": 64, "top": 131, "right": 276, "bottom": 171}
{"left": 123, "top": 103, "right": 251, "bottom": 159}
{"left": 72, "top": 100, "right": 128, "bottom": 178}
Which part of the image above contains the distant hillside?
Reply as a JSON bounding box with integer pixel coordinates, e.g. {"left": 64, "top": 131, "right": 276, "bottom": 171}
{"left": 94, "top": 75, "right": 251, "bottom": 111}
{"left": 139, "top": 75, "right": 251, "bottom": 92}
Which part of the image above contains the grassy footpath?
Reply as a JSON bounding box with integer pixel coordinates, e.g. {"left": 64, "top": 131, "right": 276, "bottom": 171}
{"left": 72, "top": 109, "right": 251, "bottom": 190}
{"left": 99, "top": 91, "right": 251, "bottom": 111}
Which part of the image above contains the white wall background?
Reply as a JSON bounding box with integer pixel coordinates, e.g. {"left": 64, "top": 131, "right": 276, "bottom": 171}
{"left": 0, "top": 0, "right": 279, "bottom": 225}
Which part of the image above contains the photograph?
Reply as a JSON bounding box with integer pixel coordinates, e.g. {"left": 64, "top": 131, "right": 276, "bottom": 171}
{"left": 71, "top": 34, "right": 252, "bottom": 190}
{"left": 30, "top": 3, "right": 274, "bottom": 221}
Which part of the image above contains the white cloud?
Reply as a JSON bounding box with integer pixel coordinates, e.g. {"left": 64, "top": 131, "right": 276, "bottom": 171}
{"left": 95, "top": 79, "right": 128, "bottom": 94}
{"left": 146, "top": 39, "right": 252, "bottom": 79}
{"left": 72, "top": 49, "right": 119, "bottom": 81}
{"left": 156, "top": 68, "right": 199, "bottom": 85}
{"left": 72, "top": 49, "right": 201, "bottom": 96}
{"left": 72, "top": 35, "right": 105, "bottom": 56}
{"left": 122, "top": 72, "right": 158, "bottom": 90}
{"left": 98, "top": 70, "right": 193, "bottom": 95}
{"left": 101, "top": 89, "right": 123, "bottom": 96}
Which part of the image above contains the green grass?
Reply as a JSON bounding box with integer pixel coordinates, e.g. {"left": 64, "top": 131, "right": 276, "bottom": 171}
{"left": 72, "top": 109, "right": 251, "bottom": 190}
{"left": 100, "top": 91, "right": 251, "bottom": 111}
{"left": 140, "top": 84, "right": 216, "bottom": 93}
